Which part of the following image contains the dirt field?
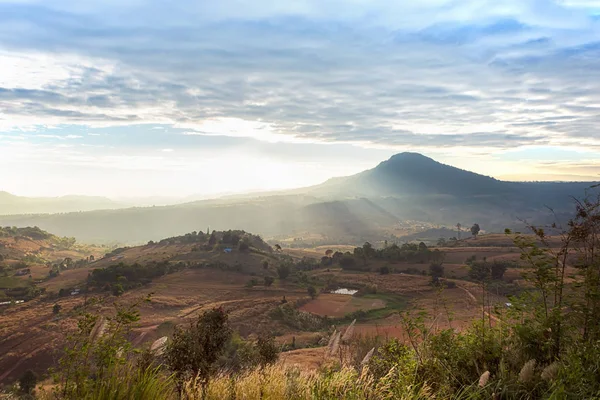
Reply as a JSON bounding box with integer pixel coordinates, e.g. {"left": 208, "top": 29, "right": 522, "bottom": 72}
{"left": 0, "top": 266, "right": 308, "bottom": 384}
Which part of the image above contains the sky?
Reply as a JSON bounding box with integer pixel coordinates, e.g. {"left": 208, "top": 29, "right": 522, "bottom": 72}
{"left": 1, "top": 0, "right": 600, "bottom": 198}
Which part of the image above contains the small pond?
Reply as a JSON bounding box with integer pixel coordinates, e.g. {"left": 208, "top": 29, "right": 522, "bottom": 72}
{"left": 331, "top": 288, "right": 358, "bottom": 295}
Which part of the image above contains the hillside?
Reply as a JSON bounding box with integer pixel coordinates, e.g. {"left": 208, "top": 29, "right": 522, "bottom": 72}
{"left": 0, "top": 226, "right": 518, "bottom": 387}
{"left": 311, "top": 152, "right": 511, "bottom": 197}
{"left": 0, "top": 153, "right": 597, "bottom": 244}
{"left": 0, "top": 227, "right": 103, "bottom": 303}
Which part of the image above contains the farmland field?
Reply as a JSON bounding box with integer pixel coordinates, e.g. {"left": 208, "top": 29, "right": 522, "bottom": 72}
{"left": 0, "top": 231, "right": 556, "bottom": 385}
{"left": 300, "top": 293, "right": 387, "bottom": 317}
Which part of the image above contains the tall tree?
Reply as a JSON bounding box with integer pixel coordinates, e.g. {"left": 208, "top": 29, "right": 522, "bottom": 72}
{"left": 165, "top": 307, "right": 232, "bottom": 390}
{"left": 470, "top": 223, "right": 481, "bottom": 238}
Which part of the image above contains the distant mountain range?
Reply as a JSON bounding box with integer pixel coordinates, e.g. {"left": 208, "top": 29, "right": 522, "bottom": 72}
{"left": 0, "top": 191, "right": 124, "bottom": 215}
{"left": 0, "top": 153, "right": 597, "bottom": 244}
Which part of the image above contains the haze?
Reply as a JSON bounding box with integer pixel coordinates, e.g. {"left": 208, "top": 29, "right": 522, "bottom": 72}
{"left": 2, "top": 0, "right": 600, "bottom": 199}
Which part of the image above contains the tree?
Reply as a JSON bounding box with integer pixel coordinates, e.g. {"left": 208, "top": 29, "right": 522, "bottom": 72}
{"left": 274, "top": 244, "right": 282, "bottom": 252}
{"left": 276, "top": 263, "right": 291, "bottom": 280}
{"left": 429, "top": 263, "right": 445, "bottom": 283}
{"left": 456, "top": 223, "right": 462, "bottom": 240}
{"left": 339, "top": 254, "right": 357, "bottom": 270}
{"left": 246, "top": 279, "right": 257, "bottom": 288}
{"left": 165, "top": 307, "right": 232, "bottom": 390}
{"left": 53, "top": 303, "right": 62, "bottom": 314}
{"left": 332, "top": 251, "right": 344, "bottom": 262}
{"left": 256, "top": 335, "right": 279, "bottom": 367}
{"left": 307, "top": 285, "right": 317, "bottom": 299}
{"left": 238, "top": 239, "right": 249, "bottom": 251}
{"left": 325, "top": 249, "right": 333, "bottom": 257}
{"left": 379, "top": 265, "right": 390, "bottom": 275}
{"left": 262, "top": 260, "right": 269, "bottom": 269}
{"left": 264, "top": 276, "right": 274, "bottom": 287}
{"left": 19, "top": 369, "right": 37, "bottom": 394}
{"left": 362, "top": 242, "right": 376, "bottom": 258}
{"left": 321, "top": 256, "right": 333, "bottom": 266}
{"left": 470, "top": 223, "right": 481, "bottom": 238}
{"left": 467, "top": 261, "right": 489, "bottom": 281}
{"left": 437, "top": 238, "right": 447, "bottom": 247}
{"left": 208, "top": 231, "right": 217, "bottom": 246}
{"left": 490, "top": 262, "right": 507, "bottom": 280}
{"left": 112, "top": 283, "right": 124, "bottom": 297}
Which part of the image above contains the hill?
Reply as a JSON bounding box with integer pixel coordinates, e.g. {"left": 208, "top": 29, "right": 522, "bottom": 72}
{"left": 0, "top": 226, "right": 103, "bottom": 303}
{"left": 0, "top": 153, "right": 597, "bottom": 244}
{"left": 0, "top": 191, "right": 123, "bottom": 215}
{"left": 311, "top": 152, "right": 510, "bottom": 197}
{"left": 0, "top": 226, "right": 508, "bottom": 386}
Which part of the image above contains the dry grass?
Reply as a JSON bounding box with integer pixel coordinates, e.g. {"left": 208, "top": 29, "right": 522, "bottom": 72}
{"left": 183, "top": 363, "right": 435, "bottom": 400}
{"left": 0, "top": 236, "right": 533, "bottom": 387}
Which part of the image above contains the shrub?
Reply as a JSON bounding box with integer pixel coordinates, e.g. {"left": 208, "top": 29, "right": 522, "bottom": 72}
{"left": 256, "top": 335, "right": 280, "bottom": 367}
{"left": 264, "top": 276, "right": 274, "bottom": 287}
{"left": 276, "top": 263, "right": 291, "bottom": 280}
{"left": 339, "top": 254, "right": 358, "bottom": 270}
{"left": 429, "top": 263, "right": 444, "bottom": 282}
{"left": 165, "top": 307, "right": 232, "bottom": 388}
{"left": 19, "top": 369, "right": 37, "bottom": 394}
{"left": 270, "top": 303, "right": 325, "bottom": 331}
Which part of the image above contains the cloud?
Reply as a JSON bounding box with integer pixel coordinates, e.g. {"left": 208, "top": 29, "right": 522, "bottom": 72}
{"left": 0, "top": 0, "right": 599, "bottom": 154}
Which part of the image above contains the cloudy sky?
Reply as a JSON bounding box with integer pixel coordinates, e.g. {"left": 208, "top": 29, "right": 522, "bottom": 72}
{"left": 1, "top": 0, "right": 600, "bottom": 198}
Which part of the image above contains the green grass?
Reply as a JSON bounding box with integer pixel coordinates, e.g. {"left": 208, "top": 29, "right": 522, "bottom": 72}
{"left": 338, "top": 293, "right": 407, "bottom": 322}
{"left": 0, "top": 276, "right": 31, "bottom": 289}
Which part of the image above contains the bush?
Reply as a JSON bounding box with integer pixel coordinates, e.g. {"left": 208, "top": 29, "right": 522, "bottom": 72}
{"left": 264, "top": 276, "right": 274, "bottom": 287}
{"left": 276, "top": 263, "right": 291, "bottom": 280}
{"left": 19, "top": 369, "right": 37, "bottom": 394}
{"left": 429, "top": 263, "right": 444, "bottom": 282}
{"left": 339, "top": 255, "right": 358, "bottom": 270}
{"left": 256, "top": 335, "right": 279, "bottom": 367}
{"left": 165, "top": 307, "right": 232, "bottom": 387}
{"left": 238, "top": 241, "right": 249, "bottom": 252}
{"left": 246, "top": 279, "right": 258, "bottom": 288}
{"left": 269, "top": 303, "right": 325, "bottom": 331}
{"left": 379, "top": 265, "right": 390, "bottom": 275}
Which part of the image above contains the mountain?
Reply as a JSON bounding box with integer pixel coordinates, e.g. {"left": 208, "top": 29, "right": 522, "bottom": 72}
{"left": 0, "top": 191, "right": 124, "bottom": 215}
{"left": 311, "top": 152, "right": 511, "bottom": 197}
{"left": 0, "top": 153, "right": 597, "bottom": 244}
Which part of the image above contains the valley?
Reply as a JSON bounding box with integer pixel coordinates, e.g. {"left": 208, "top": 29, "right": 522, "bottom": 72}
{"left": 0, "top": 225, "right": 551, "bottom": 387}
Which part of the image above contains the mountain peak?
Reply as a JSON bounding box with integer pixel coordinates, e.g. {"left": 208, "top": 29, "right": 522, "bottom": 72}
{"left": 382, "top": 152, "right": 437, "bottom": 167}
{"left": 388, "top": 152, "right": 432, "bottom": 161}
{"left": 324, "top": 152, "right": 507, "bottom": 197}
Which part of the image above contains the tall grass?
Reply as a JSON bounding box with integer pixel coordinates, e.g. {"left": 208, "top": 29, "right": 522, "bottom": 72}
{"left": 40, "top": 364, "right": 175, "bottom": 400}
{"left": 182, "top": 363, "right": 435, "bottom": 400}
